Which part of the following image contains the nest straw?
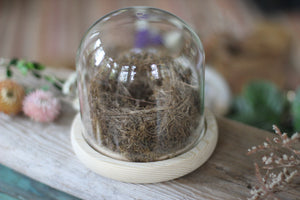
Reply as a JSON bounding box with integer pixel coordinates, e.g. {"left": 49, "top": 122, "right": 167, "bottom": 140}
{"left": 88, "top": 51, "right": 201, "bottom": 162}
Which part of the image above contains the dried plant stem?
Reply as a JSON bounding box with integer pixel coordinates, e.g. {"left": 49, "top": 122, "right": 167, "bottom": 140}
{"left": 248, "top": 126, "right": 300, "bottom": 200}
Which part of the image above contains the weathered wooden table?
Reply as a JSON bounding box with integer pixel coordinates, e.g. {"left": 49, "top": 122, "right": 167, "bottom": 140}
{"left": 0, "top": 70, "right": 299, "bottom": 200}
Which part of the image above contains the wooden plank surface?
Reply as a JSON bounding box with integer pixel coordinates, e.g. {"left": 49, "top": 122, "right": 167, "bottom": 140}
{"left": 0, "top": 90, "right": 299, "bottom": 199}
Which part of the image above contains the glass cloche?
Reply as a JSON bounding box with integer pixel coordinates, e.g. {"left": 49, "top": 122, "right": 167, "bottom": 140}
{"left": 76, "top": 7, "right": 205, "bottom": 162}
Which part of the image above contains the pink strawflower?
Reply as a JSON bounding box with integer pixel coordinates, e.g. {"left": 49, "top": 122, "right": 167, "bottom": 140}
{"left": 23, "top": 90, "right": 61, "bottom": 122}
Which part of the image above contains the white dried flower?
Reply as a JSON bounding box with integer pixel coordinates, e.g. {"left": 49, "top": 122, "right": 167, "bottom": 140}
{"left": 268, "top": 172, "right": 283, "bottom": 189}
{"left": 62, "top": 72, "right": 77, "bottom": 96}
{"left": 269, "top": 173, "right": 276, "bottom": 179}
{"left": 265, "top": 157, "right": 272, "bottom": 165}
{"left": 248, "top": 126, "right": 300, "bottom": 200}
{"left": 285, "top": 170, "right": 298, "bottom": 182}
{"left": 273, "top": 137, "right": 279, "bottom": 143}
{"left": 273, "top": 125, "right": 279, "bottom": 133}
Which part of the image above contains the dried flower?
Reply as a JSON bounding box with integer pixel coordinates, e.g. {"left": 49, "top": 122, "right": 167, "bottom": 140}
{"left": 248, "top": 126, "right": 300, "bottom": 200}
{"left": 23, "top": 90, "right": 61, "bottom": 122}
{"left": 134, "top": 20, "right": 162, "bottom": 48}
{"left": 0, "top": 80, "right": 25, "bottom": 115}
{"left": 62, "top": 72, "right": 77, "bottom": 96}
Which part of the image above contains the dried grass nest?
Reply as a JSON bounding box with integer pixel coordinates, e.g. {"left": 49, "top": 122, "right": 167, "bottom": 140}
{"left": 88, "top": 51, "right": 202, "bottom": 162}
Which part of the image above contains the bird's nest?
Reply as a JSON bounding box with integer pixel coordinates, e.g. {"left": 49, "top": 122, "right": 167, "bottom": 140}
{"left": 88, "top": 51, "right": 202, "bottom": 162}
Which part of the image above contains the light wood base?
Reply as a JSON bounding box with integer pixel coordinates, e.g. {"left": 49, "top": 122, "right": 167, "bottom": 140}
{"left": 71, "top": 109, "right": 218, "bottom": 183}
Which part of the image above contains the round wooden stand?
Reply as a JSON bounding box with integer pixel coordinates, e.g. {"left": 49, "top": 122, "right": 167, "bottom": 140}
{"left": 71, "top": 109, "right": 218, "bottom": 183}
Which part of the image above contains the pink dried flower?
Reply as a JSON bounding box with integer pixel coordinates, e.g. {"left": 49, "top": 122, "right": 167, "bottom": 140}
{"left": 23, "top": 90, "right": 61, "bottom": 122}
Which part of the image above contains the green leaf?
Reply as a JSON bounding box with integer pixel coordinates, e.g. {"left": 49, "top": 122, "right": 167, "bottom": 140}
{"left": 9, "top": 58, "right": 18, "bottom": 65}
{"left": 25, "top": 62, "right": 35, "bottom": 70}
{"left": 33, "top": 62, "right": 45, "bottom": 70}
{"left": 6, "top": 68, "right": 12, "bottom": 78}
{"left": 292, "top": 88, "right": 300, "bottom": 132}
{"left": 53, "top": 83, "right": 62, "bottom": 91}
{"left": 20, "top": 66, "right": 28, "bottom": 75}
{"left": 16, "top": 60, "right": 28, "bottom": 75}
{"left": 16, "top": 60, "right": 25, "bottom": 68}
{"left": 44, "top": 75, "right": 63, "bottom": 91}
{"left": 229, "top": 81, "right": 287, "bottom": 131}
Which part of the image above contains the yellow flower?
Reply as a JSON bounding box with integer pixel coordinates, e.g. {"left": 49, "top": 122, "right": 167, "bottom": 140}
{"left": 0, "top": 80, "right": 25, "bottom": 115}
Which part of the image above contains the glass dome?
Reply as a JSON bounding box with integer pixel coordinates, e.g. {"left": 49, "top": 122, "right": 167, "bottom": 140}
{"left": 76, "top": 7, "right": 205, "bottom": 162}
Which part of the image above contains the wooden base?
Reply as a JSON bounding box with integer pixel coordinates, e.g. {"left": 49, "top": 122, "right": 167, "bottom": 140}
{"left": 71, "top": 110, "right": 218, "bottom": 183}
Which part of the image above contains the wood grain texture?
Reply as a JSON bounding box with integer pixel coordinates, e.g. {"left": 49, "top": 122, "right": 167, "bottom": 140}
{"left": 71, "top": 110, "right": 218, "bottom": 183}
{"left": 0, "top": 98, "right": 299, "bottom": 199}
{"left": 0, "top": 69, "right": 299, "bottom": 199}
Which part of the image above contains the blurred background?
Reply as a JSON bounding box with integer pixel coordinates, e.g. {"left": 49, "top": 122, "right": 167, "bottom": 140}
{"left": 1, "top": 0, "right": 300, "bottom": 132}
{"left": 1, "top": 0, "right": 300, "bottom": 90}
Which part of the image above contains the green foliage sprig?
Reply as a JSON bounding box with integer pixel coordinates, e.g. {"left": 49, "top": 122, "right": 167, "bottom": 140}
{"left": 228, "top": 81, "right": 299, "bottom": 135}
{"left": 6, "top": 58, "right": 64, "bottom": 91}
{"left": 292, "top": 88, "right": 300, "bottom": 132}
